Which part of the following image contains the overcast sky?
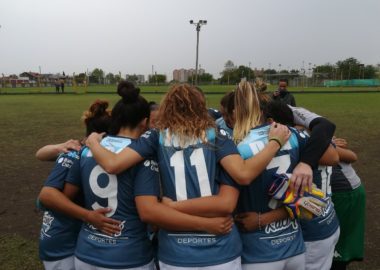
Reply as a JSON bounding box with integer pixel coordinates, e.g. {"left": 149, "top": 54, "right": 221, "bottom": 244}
{"left": 1, "top": 0, "right": 379, "bottom": 79}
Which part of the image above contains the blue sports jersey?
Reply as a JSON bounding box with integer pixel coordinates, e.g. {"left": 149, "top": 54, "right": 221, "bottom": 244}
{"left": 39, "top": 151, "right": 82, "bottom": 261}
{"left": 216, "top": 117, "right": 233, "bottom": 137}
{"left": 130, "top": 128, "right": 242, "bottom": 267}
{"left": 208, "top": 108, "right": 222, "bottom": 120}
{"left": 236, "top": 124, "right": 307, "bottom": 263}
{"left": 66, "top": 136, "right": 160, "bottom": 269}
{"left": 300, "top": 165, "right": 339, "bottom": 241}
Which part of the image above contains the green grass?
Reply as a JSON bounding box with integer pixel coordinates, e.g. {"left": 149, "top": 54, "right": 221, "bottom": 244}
{"left": 1, "top": 92, "right": 379, "bottom": 269}
{"left": 0, "top": 234, "right": 42, "bottom": 270}
{"left": 1, "top": 84, "right": 379, "bottom": 94}
{"left": 0, "top": 84, "right": 237, "bottom": 94}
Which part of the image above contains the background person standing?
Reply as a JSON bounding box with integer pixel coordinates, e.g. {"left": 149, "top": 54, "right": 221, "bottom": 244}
{"left": 272, "top": 80, "right": 296, "bottom": 106}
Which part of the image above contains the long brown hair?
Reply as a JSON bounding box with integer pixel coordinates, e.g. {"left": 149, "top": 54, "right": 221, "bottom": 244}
{"left": 156, "top": 84, "right": 215, "bottom": 145}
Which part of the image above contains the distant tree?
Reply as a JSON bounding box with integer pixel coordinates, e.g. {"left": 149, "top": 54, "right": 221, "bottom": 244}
{"left": 336, "top": 57, "right": 361, "bottom": 80}
{"left": 314, "top": 58, "right": 377, "bottom": 80}
{"left": 279, "top": 70, "right": 289, "bottom": 74}
{"left": 191, "top": 72, "right": 213, "bottom": 84}
{"left": 289, "top": 69, "right": 300, "bottom": 76}
{"left": 236, "top": 65, "right": 254, "bottom": 80}
{"left": 114, "top": 74, "right": 122, "bottom": 83}
{"left": 263, "top": 69, "right": 277, "bottom": 75}
{"left": 197, "top": 73, "right": 214, "bottom": 83}
{"left": 313, "top": 64, "right": 335, "bottom": 79}
{"left": 148, "top": 74, "right": 166, "bottom": 84}
{"left": 363, "top": 65, "right": 376, "bottom": 79}
{"left": 224, "top": 60, "right": 235, "bottom": 71}
{"left": 89, "top": 68, "right": 105, "bottom": 84}
{"left": 126, "top": 74, "right": 139, "bottom": 84}
{"left": 74, "top": 73, "right": 87, "bottom": 84}
{"left": 105, "top": 73, "right": 115, "bottom": 84}
{"left": 220, "top": 62, "right": 253, "bottom": 84}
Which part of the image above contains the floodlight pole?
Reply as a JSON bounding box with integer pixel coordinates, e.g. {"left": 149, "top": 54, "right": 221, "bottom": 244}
{"left": 190, "top": 20, "right": 207, "bottom": 85}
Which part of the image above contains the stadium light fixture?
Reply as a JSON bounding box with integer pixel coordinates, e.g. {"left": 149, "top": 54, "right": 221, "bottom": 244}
{"left": 189, "top": 19, "right": 207, "bottom": 85}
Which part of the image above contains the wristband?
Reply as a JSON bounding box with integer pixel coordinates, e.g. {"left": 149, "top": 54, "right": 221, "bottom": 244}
{"left": 269, "top": 136, "right": 283, "bottom": 148}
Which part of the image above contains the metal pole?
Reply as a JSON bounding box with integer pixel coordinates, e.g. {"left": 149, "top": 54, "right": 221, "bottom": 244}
{"left": 190, "top": 20, "right": 206, "bottom": 85}
{"left": 195, "top": 25, "right": 200, "bottom": 85}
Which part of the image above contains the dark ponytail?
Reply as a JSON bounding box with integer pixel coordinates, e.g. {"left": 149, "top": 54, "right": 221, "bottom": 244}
{"left": 117, "top": 81, "right": 140, "bottom": 104}
{"left": 82, "top": 100, "right": 112, "bottom": 136}
{"left": 109, "top": 81, "right": 150, "bottom": 135}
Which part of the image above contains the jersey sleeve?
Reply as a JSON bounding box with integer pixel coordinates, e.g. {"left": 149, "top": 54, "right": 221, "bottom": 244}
{"left": 215, "top": 128, "right": 239, "bottom": 162}
{"left": 216, "top": 166, "right": 241, "bottom": 190}
{"left": 290, "top": 127, "right": 309, "bottom": 153}
{"left": 43, "top": 151, "right": 79, "bottom": 190}
{"left": 300, "top": 117, "right": 336, "bottom": 169}
{"left": 288, "top": 106, "right": 321, "bottom": 128}
{"left": 65, "top": 152, "right": 82, "bottom": 188}
{"left": 129, "top": 129, "right": 159, "bottom": 159}
{"left": 133, "top": 159, "right": 160, "bottom": 197}
{"left": 208, "top": 108, "right": 222, "bottom": 120}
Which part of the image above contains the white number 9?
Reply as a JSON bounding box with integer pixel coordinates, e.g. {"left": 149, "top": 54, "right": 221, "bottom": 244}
{"left": 89, "top": 165, "right": 118, "bottom": 217}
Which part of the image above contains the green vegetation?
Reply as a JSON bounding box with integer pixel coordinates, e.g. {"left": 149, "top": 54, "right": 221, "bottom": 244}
{"left": 0, "top": 234, "right": 43, "bottom": 270}
{"left": 1, "top": 84, "right": 379, "bottom": 95}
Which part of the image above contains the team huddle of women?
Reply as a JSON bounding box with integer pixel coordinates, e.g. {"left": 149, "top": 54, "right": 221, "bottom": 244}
{"left": 36, "top": 81, "right": 365, "bottom": 270}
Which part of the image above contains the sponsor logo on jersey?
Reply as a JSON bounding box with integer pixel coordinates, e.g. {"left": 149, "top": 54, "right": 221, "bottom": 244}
{"left": 258, "top": 130, "right": 266, "bottom": 136}
{"left": 270, "top": 233, "right": 297, "bottom": 246}
{"left": 168, "top": 233, "right": 217, "bottom": 246}
{"left": 114, "top": 220, "right": 126, "bottom": 237}
{"left": 66, "top": 151, "right": 80, "bottom": 159}
{"left": 41, "top": 211, "right": 54, "bottom": 238}
{"left": 141, "top": 130, "right": 152, "bottom": 139}
{"left": 333, "top": 250, "right": 342, "bottom": 258}
{"left": 143, "top": 160, "right": 159, "bottom": 172}
{"left": 106, "top": 137, "right": 124, "bottom": 144}
{"left": 60, "top": 157, "right": 74, "bottom": 168}
{"left": 218, "top": 128, "right": 232, "bottom": 139}
{"left": 320, "top": 199, "right": 332, "bottom": 217}
{"left": 265, "top": 218, "right": 298, "bottom": 234}
{"left": 294, "top": 111, "right": 306, "bottom": 122}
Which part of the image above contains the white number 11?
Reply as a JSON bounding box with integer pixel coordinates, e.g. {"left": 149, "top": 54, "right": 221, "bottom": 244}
{"left": 170, "top": 148, "right": 212, "bottom": 201}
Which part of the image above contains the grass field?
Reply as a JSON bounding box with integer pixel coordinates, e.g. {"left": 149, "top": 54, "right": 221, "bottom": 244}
{"left": 0, "top": 91, "right": 379, "bottom": 269}
{"left": 1, "top": 84, "right": 380, "bottom": 94}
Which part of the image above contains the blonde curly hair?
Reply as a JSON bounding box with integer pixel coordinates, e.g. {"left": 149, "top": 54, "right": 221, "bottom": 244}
{"left": 156, "top": 84, "right": 215, "bottom": 146}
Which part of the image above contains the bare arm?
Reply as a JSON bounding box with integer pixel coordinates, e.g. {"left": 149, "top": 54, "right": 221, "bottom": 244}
{"left": 162, "top": 185, "right": 239, "bottom": 217}
{"left": 39, "top": 185, "right": 121, "bottom": 235}
{"left": 336, "top": 146, "right": 358, "bottom": 163}
{"left": 234, "top": 208, "right": 288, "bottom": 232}
{"left": 220, "top": 122, "right": 290, "bottom": 185}
{"left": 86, "top": 132, "right": 143, "bottom": 174}
{"left": 136, "top": 196, "right": 233, "bottom": 235}
{"left": 36, "top": 139, "right": 81, "bottom": 161}
{"left": 318, "top": 144, "right": 339, "bottom": 166}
